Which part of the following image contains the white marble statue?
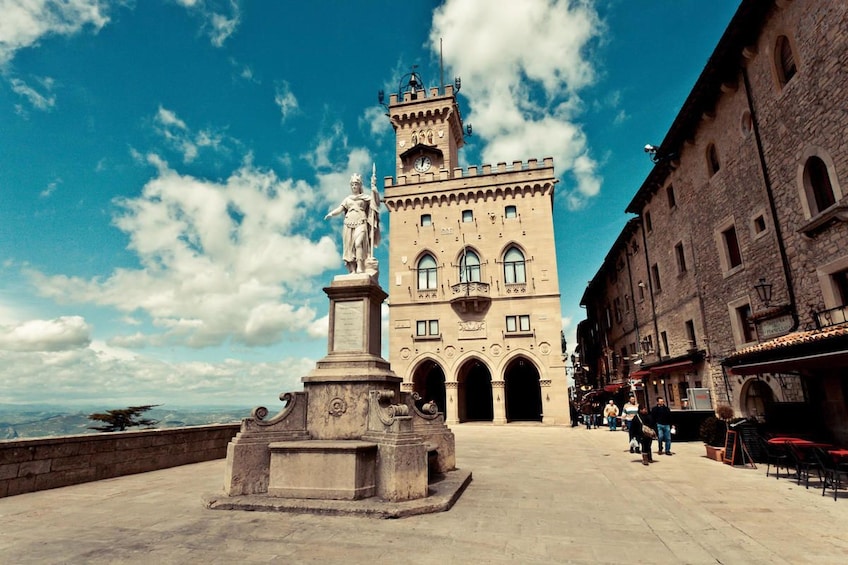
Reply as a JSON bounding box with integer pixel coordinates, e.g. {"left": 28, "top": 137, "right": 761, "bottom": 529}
{"left": 324, "top": 166, "right": 381, "bottom": 274}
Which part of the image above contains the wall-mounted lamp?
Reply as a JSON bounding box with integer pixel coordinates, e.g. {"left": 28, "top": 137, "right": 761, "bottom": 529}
{"left": 644, "top": 144, "right": 679, "bottom": 165}
{"left": 644, "top": 144, "right": 659, "bottom": 160}
{"left": 754, "top": 277, "right": 773, "bottom": 307}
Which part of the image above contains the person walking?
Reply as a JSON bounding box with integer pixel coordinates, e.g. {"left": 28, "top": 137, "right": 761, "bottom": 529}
{"left": 603, "top": 400, "right": 619, "bottom": 431}
{"left": 581, "top": 401, "right": 594, "bottom": 429}
{"left": 633, "top": 405, "right": 657, "bottom": 465}
{"left": 592, "top": 401, "right": 602, "bottom": 429}
{"left": 651, "top": 397, "right": 674, "bottom": 455}
{"left": 622, "top": 395, "right": 640, "bottom": 452}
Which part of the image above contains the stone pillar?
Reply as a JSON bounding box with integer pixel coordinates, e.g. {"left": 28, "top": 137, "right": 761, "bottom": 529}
{"left": 365, "top": 432, "right": 427, "bottom": 501}
{"left": 445, "top": 381, "right": 459, "bottom": 425}
{"left": 363, "top": 390, "right": 428, "bottom": 501}
{"left": 303, "top": 274, "right": 402, "bottom": 440}
{"left": 492, "top": 380, "right": 507, "bottom": 425}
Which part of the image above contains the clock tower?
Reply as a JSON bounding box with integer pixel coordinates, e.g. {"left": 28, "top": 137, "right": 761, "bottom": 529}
{"left": 382, "top": 74, "right": 569, "bottom": 426}
{"left": 386, "top": 72, "right": 465, "bottom": 178}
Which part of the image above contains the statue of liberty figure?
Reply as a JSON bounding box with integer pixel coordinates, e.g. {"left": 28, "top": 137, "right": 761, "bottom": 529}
{"left": 324, "top": 165, "right": 381, "bottom": 274}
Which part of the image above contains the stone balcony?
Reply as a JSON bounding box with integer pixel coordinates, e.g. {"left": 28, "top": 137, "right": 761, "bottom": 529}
{"left": 449, "top": 281, "right": 491, "bottom": 313}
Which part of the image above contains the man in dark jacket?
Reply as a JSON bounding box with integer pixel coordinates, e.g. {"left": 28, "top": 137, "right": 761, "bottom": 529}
{"left": 651, "top": 397, "right": 673, "bottom": 455}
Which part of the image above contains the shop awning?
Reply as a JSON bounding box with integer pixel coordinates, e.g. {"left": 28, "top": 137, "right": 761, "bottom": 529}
{"left": 727, "top": 349, "right": 848, "bottom": 375}
{"left": 649, "top": 360, "right": 694, "bottom": 374}
{"left": 723, "top": 326, "right": 848, "bottom": 375}
{"left": 603, "top": 382, "right": 630, "bottom": 393}
{"left": 629, "top": 370, "right": 651, "bottom": 379}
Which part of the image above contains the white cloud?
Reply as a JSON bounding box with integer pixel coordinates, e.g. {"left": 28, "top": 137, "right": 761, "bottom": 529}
{"left": 40, "top": 178, "right": 60, "bottom": 198}
{"left": 10, "top": 76, "right": 56, "bottom": 111}
{"left": 26, "top": 158, "right": 340, "bottom": 349}
{"left": 0, "top": 316, "right": 91, "bottom": 352}
{"left": 430, "top": 0, "right": 604, "bottom": 209}
{"left": 153, "top": 106, "right": 226, "bottom": 163}
{"left": 156, "top": 106, "right": 187, "bottom": 130}
{"left": 274, "top": 81, "right": 299, "bottom": 122}
{"left": 360, "top": 105, "right": 391, "bottom": 140}
{"left": 0, "top": 345, "right": 313, "bottom": 405}
{"left": 307, "top": 314, "right": 328, "bottom": 339}
{"left": 0, "top": 0, "right": 109, "bottom": 67}
{"left": 175, "top": 0, "right": 241, "bottom": 47}
{"left": 302, "top": 122, "right": 376, "bottom": 206}
{"left": 208, "top": 1, "right": 240, "bottom": 47}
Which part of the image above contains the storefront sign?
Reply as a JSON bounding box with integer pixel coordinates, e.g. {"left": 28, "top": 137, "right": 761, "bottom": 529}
{"left": 756, "top": 314, "right": 794, "bottom": 339}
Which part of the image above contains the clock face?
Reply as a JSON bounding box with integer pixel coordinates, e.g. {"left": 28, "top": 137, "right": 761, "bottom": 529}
{"left": 414, "top": 155, "right": 432, "bottom": 172}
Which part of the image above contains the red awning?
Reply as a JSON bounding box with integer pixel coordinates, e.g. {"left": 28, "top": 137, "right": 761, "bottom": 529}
{"left": 603, "top": 382, "right": 630, "bottom": 393}
{"left": 649, "top": 360, "right": 694, "bottom": 374}
{"left": 629, "top": 370, "right": 651, "bottom": 379}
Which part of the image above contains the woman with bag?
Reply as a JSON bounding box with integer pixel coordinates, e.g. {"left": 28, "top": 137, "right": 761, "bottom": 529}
{"left": 633, "top": 405, "right": 658, "bottom": 466}
{"left": 622, "top": 395, "right": 640, "bottom": 453}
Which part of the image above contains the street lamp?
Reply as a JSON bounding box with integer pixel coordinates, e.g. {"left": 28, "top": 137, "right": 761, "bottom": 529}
{"left": 754, "top": 277, "right": 773, "bottom": 307}
{"left": 644, "top": 144, "right": 679, "bottom": 165}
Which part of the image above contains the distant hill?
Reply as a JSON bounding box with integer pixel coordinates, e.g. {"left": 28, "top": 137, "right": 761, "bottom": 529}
{"left": 0, "top": 405, "right": 252, "bottom": 440}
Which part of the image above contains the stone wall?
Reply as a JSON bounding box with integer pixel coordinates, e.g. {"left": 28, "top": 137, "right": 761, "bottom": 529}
{"left": 581, "top": 1, "right": 848, "bottom": 419}
{"left": 0, "top": 423, "right": 240, "bottom": 498}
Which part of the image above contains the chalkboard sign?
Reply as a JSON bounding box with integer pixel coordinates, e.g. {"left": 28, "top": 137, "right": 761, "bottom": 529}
{"left": 723, "top": 430, "right": 737, "bottom": 465}
{"left": 722, "top": 425, "right": 758, "bottom": 468}
{"left": 737, "top": 425, "right": 762, "bottom": 462}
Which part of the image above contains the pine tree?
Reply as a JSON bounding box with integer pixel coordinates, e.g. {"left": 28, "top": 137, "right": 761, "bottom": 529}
{"left": 87, "top": 405, "right": 161, "bottom": 432}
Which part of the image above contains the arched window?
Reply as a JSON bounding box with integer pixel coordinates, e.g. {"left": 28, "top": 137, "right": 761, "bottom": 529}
{"left": 459, "top": 250, "right": 481, "bottom": 282}
{"left": 707, "top": 143, "right": 720, "bottom": 176}
{"left": 804, "top": 156, "right": 836, "bottom": 215}
{"left": 417, "top": 254, "right": 437, "bottom": 290}
{"left": 775, "top": 35, "right": 796, "bottom": 86}
{"left": 503, "top": 247, "right": 526, "bottom": 284}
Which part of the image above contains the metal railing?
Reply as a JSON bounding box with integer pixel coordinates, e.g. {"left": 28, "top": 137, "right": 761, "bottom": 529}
{"left": 814, "top": 304, "right": 848, "bottom": 329}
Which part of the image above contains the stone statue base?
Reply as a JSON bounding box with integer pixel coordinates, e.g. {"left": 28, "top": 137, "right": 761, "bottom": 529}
{"left": 208, "top": 276, "right": 470, "bottom": 516}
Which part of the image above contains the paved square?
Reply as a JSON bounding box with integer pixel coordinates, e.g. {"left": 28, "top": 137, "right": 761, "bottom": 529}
{"left": 1, "top": 425, "right": 846, "bottom": 563}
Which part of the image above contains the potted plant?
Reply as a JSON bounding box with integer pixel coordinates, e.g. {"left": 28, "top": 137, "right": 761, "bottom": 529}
{"left": 700, "top": 405, "right": 732, "bottom": 461}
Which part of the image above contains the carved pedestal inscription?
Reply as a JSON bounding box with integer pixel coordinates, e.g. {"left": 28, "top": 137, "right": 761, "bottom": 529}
{"left": 333, "top": 300, "right": 364, "bottom": 352}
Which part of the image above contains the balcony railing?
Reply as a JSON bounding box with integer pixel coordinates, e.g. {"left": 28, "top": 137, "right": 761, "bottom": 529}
{"left": 814, "top": 304, "right": 848, "bottom": 329}
{"left": 450, "top": 281, "right": 491, "bottom": 313}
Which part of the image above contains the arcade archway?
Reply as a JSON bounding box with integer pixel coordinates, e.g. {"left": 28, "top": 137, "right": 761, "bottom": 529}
{"left": 504, "top": 356, "right": 543, "bottom": 422}
{"left": 411, "top": 359, "right": 446, "bottom": 414}
{"left": 457, "top": 359, "right": 493, "bottom": 422}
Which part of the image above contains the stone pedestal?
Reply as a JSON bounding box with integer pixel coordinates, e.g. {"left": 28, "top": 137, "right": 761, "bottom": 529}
{"left": 268, "top": 441, "right": 376, "bottom": 500}
{"left": 215, "top": 273, "right": 469, "bottom": 514}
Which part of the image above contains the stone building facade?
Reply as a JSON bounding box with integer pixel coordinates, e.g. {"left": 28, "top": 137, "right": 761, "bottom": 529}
{"left": 578, "top": 0, "right": 848, "bottom": 443}
{"left": 383, "top": 80, "right": 569, "bottom": 425}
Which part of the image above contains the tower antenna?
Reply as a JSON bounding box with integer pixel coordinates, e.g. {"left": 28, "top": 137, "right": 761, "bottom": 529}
{"left": 440, "top": 38, "right": 444, "bottom": 93}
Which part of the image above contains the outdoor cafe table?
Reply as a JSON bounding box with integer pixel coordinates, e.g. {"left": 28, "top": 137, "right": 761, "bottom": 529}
{"left": 767, "top": 437, "right": 833, "bottom": 449}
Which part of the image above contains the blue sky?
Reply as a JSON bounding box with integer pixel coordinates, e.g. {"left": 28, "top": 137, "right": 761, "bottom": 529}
{"left": 0, "top": 0, "right": 741, "bottom": 407}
